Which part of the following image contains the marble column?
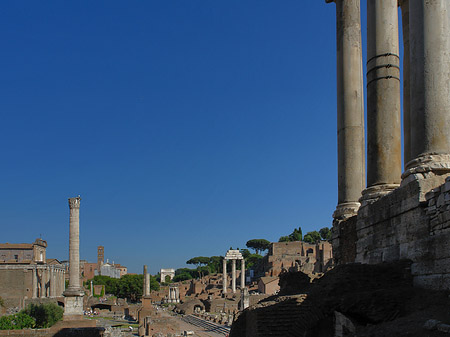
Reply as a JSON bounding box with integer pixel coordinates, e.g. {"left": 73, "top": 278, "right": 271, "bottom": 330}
{"left": 327, "top": 0, "right": 365, "bottom": 219}
{"left": 362, "top": 0, "right": 402, "bottom": 201}
{"left": 40, "top": 269, "right": 46, "bottom": 298}
{"left": 404, "top": 0, "right": 450, "bottom": 176}
{"left": 240, "top": 259, "right": 245, "bottom": 289}
{"left": 222, "top": 259, "right": 227, "bottom": 294}
{"left": 64, "top": 196, "right": 84, "bottom": 317}
{"left": 32, "top": 267, "right": 37, "bottom": 298}
{"left": 50, "top": 267, "right": 55, "bottom": 297}
{"left": 400, "top": 0, "right": 411, "bottom": 168}
{"left": 143, "top": 265, "right": 150, "bottom": 296}
{"left": 231, "top": 259, "right": 236, "bottom": 293}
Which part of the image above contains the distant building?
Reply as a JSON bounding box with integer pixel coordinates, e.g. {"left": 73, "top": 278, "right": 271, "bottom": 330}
{"left": 262, "top": 241, "right": 333, "bottom": 277}
{"left": 96, "top": 260, "right": 120, "bottom": 278}
{"left": 0, "top": 239, "right": 65, "bottom": 309}
{"left": 258, "top": 276, "right": 280, "bottom": 295}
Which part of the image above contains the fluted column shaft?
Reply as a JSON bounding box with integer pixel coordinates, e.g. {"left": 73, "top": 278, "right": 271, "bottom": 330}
{"left": 364, "top": 0, "right": 402, "bottom": 199}
{"left": 400, "top": 0, "right": 411, "bottom": 167}
{"left": 405, "top": 0, "right": 450, "bottom": 174}
{"left": 222, "top": 259, "right": 227, "bottom": 294}
{"left": 67, "top": 197, "right": 81, "bottom": 291}
{"left": 231, "top": 259, "right": 236, "bottom": 293}
{"left": 328, "top": 0, "right": 365, "bottom": 219}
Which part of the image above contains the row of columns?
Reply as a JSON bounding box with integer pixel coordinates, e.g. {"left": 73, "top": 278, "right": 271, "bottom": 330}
{"left": 329, "top": 0, "right": 450, "bottom": 219}
{"left": 31, "top": 266, "right": 65, "bottom": 298}
{"left": 167, "top": 286, "right": 180, "bottom": 303}
{"left": 222, "top": 257, "right": 245, "bottom": 294}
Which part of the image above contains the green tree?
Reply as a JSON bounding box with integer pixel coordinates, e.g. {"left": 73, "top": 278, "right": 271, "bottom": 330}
{"left": 246, "top": 239, "right": 271, "bottom": 255}
{"left": 246, "top": 254, "right": 263, "bottom": 269}
{"left": 116, "top": 274, "right": 143, "bottom": 302}
{"left": 22, "top": 303, "right": 63, "bottom": 328}
{"left": 319, "top": 227, "right": 332, "bottom": 241}
{"left": 289, "top": 227, "right": 303, "bottom": 241}
{"left": 173, "top": 272, "right": 192, "bottom": 282}
{"left": 90, "top": 275, "right": 119, "bottom": 294}
{"left": 186, "top": 256, "right": 210, "bottom": 268}
{"left": 278, "top": 236, "right": 290, "bottom": 242}
{"left": 303, "top": 231, "right": 321, "bottom": 244}
{"left": 208, "top": 256, "right": 223, "bottom": 274}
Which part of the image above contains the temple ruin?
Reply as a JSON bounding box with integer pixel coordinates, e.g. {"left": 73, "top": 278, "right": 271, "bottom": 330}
{"left": 328, "top": 0, "right": 450, "bottom": 289}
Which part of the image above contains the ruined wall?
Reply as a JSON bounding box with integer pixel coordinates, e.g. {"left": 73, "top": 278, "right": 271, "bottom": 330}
{"left": 265, "top": 241, "right": 333, "bottom": 277}
{"left": 333, "top": 173, "right": 450, "bottom": 289}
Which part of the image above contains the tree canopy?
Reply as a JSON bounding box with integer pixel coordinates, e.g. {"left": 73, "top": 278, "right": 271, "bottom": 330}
{"left": 246, "top": 239, "right": 271, "bottom": 255}
{"left": 303, "top": 231, "right": 321, "bottom": 244}
{"left": 319, "top": 227, "right": 332, "bottom": 240}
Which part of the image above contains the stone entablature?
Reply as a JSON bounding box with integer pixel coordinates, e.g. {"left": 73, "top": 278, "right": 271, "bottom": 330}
{"left": 225, "top": 250, "right": 243, "bottom": 260}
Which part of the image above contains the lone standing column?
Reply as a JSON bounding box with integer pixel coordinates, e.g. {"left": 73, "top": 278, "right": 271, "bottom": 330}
{"left": 404, "top": 0, "right": 450, "bottom": 176}
{"left": 240, "top": 259, "right": 245, "bottom": 289}
{"left": 63, "top": 196, "right": 84, "bottom": 317}
{"left": 400, "top": 0, "right": 411, "bottom": 167}
{"left": 326, "top": 0, "right": 365, "bottom": 219}
{"left": 143, "top": 265, "right": 149, "bottom": 296}
{"left": 222, "top": 258, "right": 227, "bottom": 295}
{"left": 362, "top": 0, "right": 402, "bottom": 201}
{"left": 231, "top": 259, "right": 236, "bottom": 293}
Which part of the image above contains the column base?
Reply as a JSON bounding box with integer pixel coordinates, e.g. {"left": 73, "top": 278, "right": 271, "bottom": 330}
{"left": 360, "top": 184, "right": 399, "bottom": 205}
{"left": 402, "top": 153, "right": 450, "bottom": 181}
{"left": 64, "top": 294, "right": 84, "bottom": 317}
{"left": 333, "top": 202, "right": 361, "bottom": 220}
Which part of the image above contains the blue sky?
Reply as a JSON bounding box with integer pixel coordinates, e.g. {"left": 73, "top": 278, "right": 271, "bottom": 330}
{"left": 0, "top": 1, "right": 389, "bottom": 274}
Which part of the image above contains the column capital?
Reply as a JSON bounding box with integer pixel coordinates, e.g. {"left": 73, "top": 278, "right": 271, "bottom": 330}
{"left": 68, "top": 196, "right": 81, "bottom": 209}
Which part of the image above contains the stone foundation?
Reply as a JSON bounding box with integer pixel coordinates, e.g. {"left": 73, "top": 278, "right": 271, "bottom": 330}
{"left": 64, "top": 296, "right": 84, "bottom": 317}
{"left": 333, "top": 173, "right": 450, "bottom": 289}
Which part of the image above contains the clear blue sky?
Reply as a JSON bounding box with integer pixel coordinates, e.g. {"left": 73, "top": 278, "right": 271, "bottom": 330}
{"left": 1, "top": 1, "right": 387, "bottom": 274}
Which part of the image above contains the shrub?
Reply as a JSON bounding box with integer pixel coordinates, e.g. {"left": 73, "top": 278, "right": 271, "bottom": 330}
{"left": 22, "top": 303, "right": 63, "bottom": 328}
{"left": 0, "top": 312, "right": 35, "bottom": 330}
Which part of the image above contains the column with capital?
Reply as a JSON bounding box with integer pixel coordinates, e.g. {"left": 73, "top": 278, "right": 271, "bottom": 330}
{"left": 362, "top": 0, "right": 402, "bottom": 202}
{"left": 222, "top": 258, "right": 227, "bottom": 295}
{"left": 63, "top": 196, "right": 84, "bottom": 317}
{"left": 326, "top": 0, "right": 365, "bottom": 219}
{"left": 404, "top": 0, "right": 450, "bottom": 177}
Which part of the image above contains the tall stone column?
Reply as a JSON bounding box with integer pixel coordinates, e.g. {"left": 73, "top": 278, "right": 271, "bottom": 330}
{"left": 327, "top": 0, "right": 365, "bottom": 219}
{"left": 64, "top": 196, "right": 84, "bottom": 317}
{"left": 240, "top": 259, "right": 245, "bottom": 289}
{"left": 39, "top": 269, "right": 46, "bottom": 298}
{"left": 362, "top": 0, "right": 402, "bottom": 201}
{"left": 222, "top": 258, "right": 227, "bottom": 295}
{"left": 143, "top": 265, "right": 150, "bottom": 296}
{"left": 400, "top": 0, "right": 411, "bottom": 168}
{"left": 50, "top": 267, "right": 55, "bottom": 297}
{"left": 32, "top": 267, "right": 37, "bottom": 298}
{"left": 232, "top": 259, "right": 236, "bottom": 293}
{"left": 404, "top": 0, "right": 450, "bottom": 177}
